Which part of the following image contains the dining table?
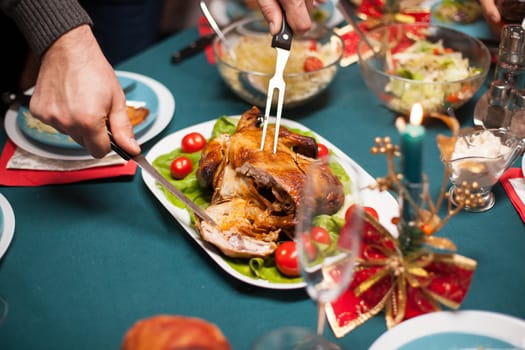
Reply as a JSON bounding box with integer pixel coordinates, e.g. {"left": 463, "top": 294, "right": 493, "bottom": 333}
{"left": 1, "top": 17, "right": 525, "bottom": 350}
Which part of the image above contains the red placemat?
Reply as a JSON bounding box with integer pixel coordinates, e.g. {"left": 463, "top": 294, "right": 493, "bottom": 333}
{"left": 198, "top": 16, "right": 216, "bottom": 64}
{"left": 0, "top": 139, "right": 137, "bottom": 187}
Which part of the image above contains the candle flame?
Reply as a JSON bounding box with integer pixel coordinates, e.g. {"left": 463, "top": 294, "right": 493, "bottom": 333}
{"left": 409, "top": 103, "right": 424, "bottom": 125}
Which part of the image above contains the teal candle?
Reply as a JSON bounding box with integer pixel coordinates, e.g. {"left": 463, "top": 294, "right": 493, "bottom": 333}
{"left": 400, "top": 104, "right": 425, "bottom": 184}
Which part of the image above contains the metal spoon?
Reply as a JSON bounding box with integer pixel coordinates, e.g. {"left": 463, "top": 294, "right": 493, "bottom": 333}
{"left": 199, "top": 0, "right": 237, "bottom": 62}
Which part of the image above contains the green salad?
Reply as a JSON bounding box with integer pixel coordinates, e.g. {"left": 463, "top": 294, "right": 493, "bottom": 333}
{"left": 385, "top": 37, "right": 483, "bottom": 114}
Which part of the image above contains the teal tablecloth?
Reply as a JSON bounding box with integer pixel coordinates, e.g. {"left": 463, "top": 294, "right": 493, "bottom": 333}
{"left": 0, "top": 27, "right": 524, "bottom": 350}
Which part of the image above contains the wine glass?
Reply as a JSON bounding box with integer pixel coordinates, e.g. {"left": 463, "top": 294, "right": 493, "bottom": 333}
{"left": 250, "top": 156, "right": 364, "bottom": 350}
{"left": 0, "top": 295, "right": 8, "bottom": 326}
{"left": 294, "top": 157, "right": 364, "bottom": 349}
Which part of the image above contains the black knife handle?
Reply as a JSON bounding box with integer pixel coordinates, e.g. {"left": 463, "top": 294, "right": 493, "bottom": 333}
{"left": 2, "top": 91, "right": 31, "bottom": 107}
{"left": 171, "top": 33, "right": 216, "bottom": 64}
{"left": 107, "top": 129, "right": 132, "bottom": 161}
{"left": 272, "top": 7, "right": 293, "bottom": 50}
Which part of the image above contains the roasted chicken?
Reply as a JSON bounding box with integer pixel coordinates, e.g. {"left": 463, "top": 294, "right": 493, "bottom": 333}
{"left": 195, "top": 106, "right": 344, "bottom": 258}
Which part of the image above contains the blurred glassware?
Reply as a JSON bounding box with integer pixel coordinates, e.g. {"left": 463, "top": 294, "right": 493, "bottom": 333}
{"left": 507, "top": 89, "right": 525, "bottom": 138}
{"left": 475, "top": 24, "right": 525, "bottom": 130}
{"left": 0, "top": 295, "right": 7, "bottom": 326}
{"left": 447, "top": 128, "right": 524, "bottom": 212}
{"left": 492, "top": 24, "right": 525, "bottom": 88}
{"left": 249, "top": 156, "right": 363, "bottom": 350}
{"left": 294, "top": 158, "right": 363, "bottom": 349}
{"left": 250, "top": 327, "right": 334, "bottom": 350}
{"left": 484, "top": 79, "right": 513, "bottom": 129}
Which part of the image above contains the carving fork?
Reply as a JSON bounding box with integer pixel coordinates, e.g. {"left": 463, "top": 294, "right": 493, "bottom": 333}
{"left": 259, "top": 12, "right": 293, "bottom": 153}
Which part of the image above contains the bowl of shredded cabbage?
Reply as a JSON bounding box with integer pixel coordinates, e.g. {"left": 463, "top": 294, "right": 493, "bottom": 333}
{"left": 357, "top": 22, "right": 491, "bottom": 116}
{"left": 212, "top": 17, "right": 344, "bottom": 108}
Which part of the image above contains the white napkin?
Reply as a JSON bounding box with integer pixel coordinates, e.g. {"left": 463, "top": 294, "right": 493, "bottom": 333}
{"left": 6, "top": 147, "right": 125, "bottom": 171}
{"left": 500, "top": 168, "right": 525, "bottom": 223}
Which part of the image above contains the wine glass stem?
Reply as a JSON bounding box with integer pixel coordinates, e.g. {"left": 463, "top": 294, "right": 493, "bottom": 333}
{"left": 0, "top": 295, "right": 8, "bottom": 326}
{"left": 317, "top": 301, "right": 327, "bottom": 336}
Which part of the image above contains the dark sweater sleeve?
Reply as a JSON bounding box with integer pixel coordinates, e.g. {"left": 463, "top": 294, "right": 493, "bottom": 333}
{"left": 0, "top": 0, "right": 93, "bottom": 57}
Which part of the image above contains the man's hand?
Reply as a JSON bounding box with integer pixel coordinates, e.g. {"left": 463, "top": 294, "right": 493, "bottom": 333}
{"left": 30, "top": 24, "right": 141, "bottom": 158}
{"left": 479, "top": 0, "right": 503, "bottom": 37}
{"left": 256, "top": 0, "right": 327, "bottom": 35}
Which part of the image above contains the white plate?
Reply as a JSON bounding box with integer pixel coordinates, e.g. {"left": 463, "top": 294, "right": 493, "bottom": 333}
{"left": 4, "top": 71, "right": 175, "bottom": 161}
{"left": 369, "top": 310, "right": 525, "bottom": 350}
{"left": 0, "top": 193, "right": 15, "bottom": 260}
{"left": 521, "top": 153, "right": 525, "bottom": 175}
{"left": 142, "top": 116, "right": 399, "bottom": 290}
{"left": 209, "top": 0, "right": 343, "bottom": 28}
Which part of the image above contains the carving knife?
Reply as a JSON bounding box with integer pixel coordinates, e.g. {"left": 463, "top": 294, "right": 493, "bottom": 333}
{"left": 108, "top": 130, "right": 217, "bottom": 226}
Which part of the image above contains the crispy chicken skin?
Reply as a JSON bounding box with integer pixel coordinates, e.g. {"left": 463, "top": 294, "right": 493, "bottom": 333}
{"left": 195, "top": 106, "right": 344, "bottom": 258}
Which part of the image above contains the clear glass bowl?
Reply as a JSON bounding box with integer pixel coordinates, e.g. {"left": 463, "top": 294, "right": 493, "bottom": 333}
{"left": 357, "top": 22, "right": 491, "bottom": 115}
{"left": 212, "top": 17, "right": 344, "bottom": 108}
{"left": 447, "top": 128, "right": 524, "bottom": 212}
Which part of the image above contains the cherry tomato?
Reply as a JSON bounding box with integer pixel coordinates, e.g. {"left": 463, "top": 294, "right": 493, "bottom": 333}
{"left": 344, "top": 204, "right": 359, "bottom": 222}
{"left": 337, "top": 220, "right": 358, "bottom": 251}
{"left": 170, "top": 156, "right": 193, "bottom": 180}
{"left": 274, "top": 241, "right": 300, "bottom": 277}
{"left": 311, "top": 226, "right": 331, "bottom": 245}
{"left": 302, "top": 235, "right": 318, "bottom": 261}
{"left": 181, "top": 132, "right": 206, "bottom": 153}
{"left": 364, "top": 206, "right": 379, "bottom": 220}
{"left": 317, "top": 143, "right": 329, "bottom": 159}
{"left": 303, "top": 56, "right": 324, "bottom": 72}
{"left": 308, "top": 40, "right": 318, "bottom": 51}
{"left": 446, "top": 92, "right": 460, "bottom": 103}
{"left": 344, "top": 204, "right": 379, "bottom": 222}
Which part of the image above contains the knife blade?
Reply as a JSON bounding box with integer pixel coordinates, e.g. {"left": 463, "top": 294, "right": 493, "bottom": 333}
{"left": 107, "top": 130, "right": 217, "bottom": 226}
{"left": 171, "top": 33, "right": 216, "bottom": 64}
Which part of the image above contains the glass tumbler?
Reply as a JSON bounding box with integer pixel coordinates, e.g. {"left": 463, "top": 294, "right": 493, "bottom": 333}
{"left": 484, "top": 79, "right": 513, "bottom": 129}
{"left": 507, "top": 89, "right": 525, "bottom": 138}
{"left": 493, "top": 24, "right": 525, "bottom": 89}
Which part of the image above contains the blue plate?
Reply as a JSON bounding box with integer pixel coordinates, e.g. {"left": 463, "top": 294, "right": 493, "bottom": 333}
{"left": 369, "top": 310, "right": 525, "bottom": 350}
{"left": 17, "top": 72, "right": 159, "bottom": 149}
{"left": 400, "top": 332, "right": 515, "bottom": 349}
{"left": 431, "top": 1, "right": 494, "bottom": 39}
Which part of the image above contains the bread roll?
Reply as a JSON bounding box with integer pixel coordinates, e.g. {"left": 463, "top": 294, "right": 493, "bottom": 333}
{"left": 121, "top": 315, "right": 232, "bottom": 350}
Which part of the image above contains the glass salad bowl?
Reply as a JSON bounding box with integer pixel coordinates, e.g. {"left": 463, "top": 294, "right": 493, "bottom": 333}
{"left": 212, "top": 17, "right": 344, "bottom": 108}
{"left": 357, "top": 22, "right": 491, "bottom": 116}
